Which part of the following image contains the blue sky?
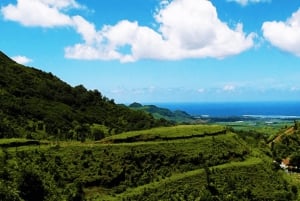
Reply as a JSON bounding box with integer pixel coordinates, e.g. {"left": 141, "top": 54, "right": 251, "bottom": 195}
{"left": 1, "top": 0, "right": 300, "bottom": 103}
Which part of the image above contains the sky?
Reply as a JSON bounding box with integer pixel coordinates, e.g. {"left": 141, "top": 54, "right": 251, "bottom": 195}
{"left": 1, "top": 0, "right": 300, "bottom": 103}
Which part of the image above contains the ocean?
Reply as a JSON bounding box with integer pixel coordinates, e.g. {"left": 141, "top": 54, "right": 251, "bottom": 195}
{"left": 153, "top": 102, "right": 300, "bottom": 118}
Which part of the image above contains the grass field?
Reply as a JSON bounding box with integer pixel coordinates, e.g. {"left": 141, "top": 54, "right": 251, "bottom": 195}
{"left": 222, "top": 118, "right": 293, "bottom": 136}
{"left": 101, "top": 125, "right": 226, "bottom": 143}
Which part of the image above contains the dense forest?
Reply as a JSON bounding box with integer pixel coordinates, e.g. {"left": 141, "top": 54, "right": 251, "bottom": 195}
{"left": 0, "top": 51, "right": 171, "bottom": 141}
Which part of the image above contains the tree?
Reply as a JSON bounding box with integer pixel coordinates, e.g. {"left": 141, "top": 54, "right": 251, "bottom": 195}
{"left": 0, "top": 181, "right": 21, "bottom": 201}
{"left": 294, "top": 120, "right": 298, "bottom": 130}
{"left": 67, "top": 182, "right": 85, "bottom": 201}
{"left": 290, "top": 153, "right": 300, "bottom": 167}
{"left": 18, "top": 169, "right": 47, "bottom": 201}
{"left": 93, "top": 128, "right": 105, "bottom": 141}
{"left": 75, "top": 124, "right": 91, "bottom": 142}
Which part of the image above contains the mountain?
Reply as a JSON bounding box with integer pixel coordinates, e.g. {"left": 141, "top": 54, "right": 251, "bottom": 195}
{"left": 0, "top": 51, "right": 171, "bottom": 140}
{"left": 129, "top": 102, "right": 197, "bottom": 123}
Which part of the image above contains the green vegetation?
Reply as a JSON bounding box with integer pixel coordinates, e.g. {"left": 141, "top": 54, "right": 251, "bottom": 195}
{"left": 108, "top": 157, "right": 296, "bottom": 201}
{"left": 270, "top": 121, "right": 300, "bottom": 164}
{"left": 0, "top": 50, "right": 299, "bottom": 200}
{"left": 0, "top": 124, "right": 297, "bottom": 200}
{"left": 0, "top": 51, "right": 171, "bottom": 140}
{"left": 129, "top": 102, "right": 197, "bottom": 123}
{"left": 102, "top": 124, "right": 227, "bottom": 143}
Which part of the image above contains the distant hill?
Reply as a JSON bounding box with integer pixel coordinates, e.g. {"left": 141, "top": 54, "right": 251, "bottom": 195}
{"left": 0, "top": 51, "right": 171, "bottom": 140}
{"left": 129, "top": 102, "right": 197, "bottom": 123}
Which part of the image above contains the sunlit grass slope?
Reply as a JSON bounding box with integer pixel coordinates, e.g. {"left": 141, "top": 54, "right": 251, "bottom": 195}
{"left": 101, "top": 125, "right": 227, "bottom": 143}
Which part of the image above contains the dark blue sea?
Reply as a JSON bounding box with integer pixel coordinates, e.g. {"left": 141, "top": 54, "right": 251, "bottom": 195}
{"left": 153, "top": 102, "right": 300, "bottom": 118}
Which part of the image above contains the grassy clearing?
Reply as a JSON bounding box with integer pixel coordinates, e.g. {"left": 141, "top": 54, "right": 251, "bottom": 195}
{"left": 0, "top": 138, "right": 35, "bottom": 145}
{"left": 101, "top": 125, "right": 226, "bottom": 143}
{"left": 225, "top": 120, "right": 292, "bottom": 138}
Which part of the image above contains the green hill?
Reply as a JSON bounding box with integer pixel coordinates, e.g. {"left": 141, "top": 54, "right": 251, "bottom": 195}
{"left": 129, "top": 102, "right": 196, "bottom": 123}
{"left": 0, "top": 125, "right": 297, "bottom": 200}
{"left": 0, "top": 51, "right": 170, "bottom": 140}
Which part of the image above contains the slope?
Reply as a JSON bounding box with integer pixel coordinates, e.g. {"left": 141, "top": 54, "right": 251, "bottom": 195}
{"left": 271, "top": 121, "right": 300, "bottom": 166}
{"left": 0, "top": 125, "right": 297, "bottom": 200}
{"left": 0, "top": 51, "right": 170, "bottom": 140}
{"left": 111, "top": 157, "right": 294, "bottom": 201}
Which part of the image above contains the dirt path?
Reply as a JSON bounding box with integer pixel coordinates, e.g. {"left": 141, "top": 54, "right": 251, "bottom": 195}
{"left": 273, "top": 126, "right": 294, "bottom": 143}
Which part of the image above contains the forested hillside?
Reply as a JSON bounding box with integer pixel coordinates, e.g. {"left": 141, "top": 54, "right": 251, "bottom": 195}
{"left": 129, "top": 102, "right": 197, "bottom": 123}
{"left": 0, "top": 51, "right": 170, "bottom": 140}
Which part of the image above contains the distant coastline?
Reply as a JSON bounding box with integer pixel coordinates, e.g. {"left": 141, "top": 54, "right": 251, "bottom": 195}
{"left": 146, "top": 101, "right": 300, "bottom": 118}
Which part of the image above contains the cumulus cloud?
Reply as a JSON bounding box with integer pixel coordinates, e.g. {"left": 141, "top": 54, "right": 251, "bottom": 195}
{"left": 12, "top": 55, "right": 33, "bottom": 65}
{"left": 227, "top": 0, "right": 271, "bottom": 6}
{"left": 0, "top": 0, "right": 80, "bottom": 27}
{"left": 2, "top": 0, "right": 255, "bottom": 62}
{"left": 262, "top": 9, "right": 300, "bottom": 57}
{"left": 66, "top": 0, "right": 255, "bottom": 62}
{"left": 72, "top": 15, "right": 100, "bottom": 44}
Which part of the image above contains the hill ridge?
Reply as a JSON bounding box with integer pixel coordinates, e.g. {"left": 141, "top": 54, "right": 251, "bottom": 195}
{"left": 0, "top": 51, "right": 16, "bottom": 64}
{"left": 0, "top": 51, "right": 170, "bottom": 140}
{"left": 129, "top": 102, "right": 196, "bottom": 123}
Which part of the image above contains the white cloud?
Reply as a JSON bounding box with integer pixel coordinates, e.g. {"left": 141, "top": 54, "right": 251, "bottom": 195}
{"left": 0, "top": 0, "right": 80, "bottom": 27}
{"left": 223, "top": 84, "right": 236, "bottom": 92}
{"left": 262, "top": 9, "right": 300, "bottom": 57}
{"left": 12, "top": 55, "right": 33, "bottom": 65}
{"left": 65, "top": 0, "right": 255, "bottom": 62}
{"left": 39, "top": 0, "right": 82, "bottom": 9}
{"left": 72, "top": 15, "right": 100, "bottom": 44}
{"left": 65, "top": 19, "right": 172, "bottom": 62}
{"left": 227, "top": 0, "right": 271, "bottom": 6}
{"left": 2, "top": 0, "right": 255, "bottom": 62}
